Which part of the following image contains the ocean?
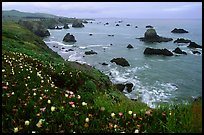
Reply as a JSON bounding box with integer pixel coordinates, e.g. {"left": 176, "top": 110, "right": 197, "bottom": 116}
{"left": 43, "top": 18, "right": 202, "bottom": 108}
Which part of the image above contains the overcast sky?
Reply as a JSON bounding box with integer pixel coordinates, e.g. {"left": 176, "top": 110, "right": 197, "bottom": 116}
{"left": 2, "top": 2, "right": 202, "bottom": 19}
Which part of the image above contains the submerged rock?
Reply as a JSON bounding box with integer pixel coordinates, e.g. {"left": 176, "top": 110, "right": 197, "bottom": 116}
{"left": 115, "top": 83, "right": 133, "bottom": 93}
{"left": 144, "top": 47, "right": 173, "bottom": 56}
{"left": 138, "top": 28, "right": 173, "bottom": 43}
{"left": 171, "top": 28, "right": 189, "bottom": 33}
{"left": 187, "top": 42, "right": 202, "bottom": 48}
{"left": 174, "top": 38, "right": 191, "bottom": 43}
{"left": 110, "top": 58, "right": 130, "bottom": 67}
{"left": 146, "top": 25, "right": 153, "bottom": 28}
{"left": 101, "top": 62, "right": 108, "bottom": 66}
{"left": 85, "top": 50, "right": 97, "bottom": 55}
{"left": 126, "top": 24, "right": 131, "bottom": 26}
{"left": 192, "top": 51, "right": 201, "bottom": 54}
{"left": 172, "top": 47, "right": 187, "bottom": 55}
{"left": 127, "top": 44, "right": 134, "bottom": 49}
{"left": 63, "top": 33, "right": 77, "bottom": 42}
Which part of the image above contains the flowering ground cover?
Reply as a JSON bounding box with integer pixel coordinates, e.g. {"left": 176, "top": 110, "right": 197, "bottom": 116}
{"left": 2, "top": 22, "right": 202, "bottom": 133}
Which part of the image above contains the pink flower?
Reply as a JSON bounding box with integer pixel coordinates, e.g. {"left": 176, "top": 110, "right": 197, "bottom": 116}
{"left": 2, "top": 86, "right": 8, "bottom": 89}
{"left": 69, "top": 101, "right": 74, "bottom": 105}
{"left": 118, "top": 112, "right": 123, "bottom": 116}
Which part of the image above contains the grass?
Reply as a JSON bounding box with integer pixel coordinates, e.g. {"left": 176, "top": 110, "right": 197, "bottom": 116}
{"left": 2, "top": 22, "right": 202, "bottom": 133}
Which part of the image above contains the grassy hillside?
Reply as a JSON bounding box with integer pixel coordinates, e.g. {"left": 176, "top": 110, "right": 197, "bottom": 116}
{"left": 2, "top": 22, "right": 202, "bottom": 133}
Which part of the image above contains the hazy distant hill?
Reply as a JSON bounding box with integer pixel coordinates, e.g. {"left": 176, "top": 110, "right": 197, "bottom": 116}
{"left": 2, "top": 10, "right": 61, "bottom": 21}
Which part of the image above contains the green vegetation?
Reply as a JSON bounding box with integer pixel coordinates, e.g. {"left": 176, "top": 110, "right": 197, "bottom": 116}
{"left": 2, "top": 22, "right": 202, "bottom": 133}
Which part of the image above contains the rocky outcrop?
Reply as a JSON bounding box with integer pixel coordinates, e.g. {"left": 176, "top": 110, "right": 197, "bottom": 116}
{"left": 127, "top": 44, "right": 134, "bottom": 49}
{"left": 172, "top": 47, "right": 187, "bottom": 55}
{"left": 116, "top": 24, "right": 119, "bottom": 26}
{"left": 85, "top": 50, "right": 97, "bottom": 55}
{"left": 138, "top": 28, "right": 173, "bottom": 43}
{"left": 18, "top": 20, "right": 50, "bottom": 37}
{"left": 110, "top": 58, "right": 130, "bottom": 67}
{"left": 63, "top": 23, "right": 69, "bottom": 29}
{"left": 126, "top": 24, "right": 131, "bottom": 26}
{"left": 192, "top": 51, "right": 201, "bottom": 54}
{"left": 63, "top": 33, "right": 76, "bottom": 42}
{"left": 72, "top": 20, "right": 84, "bottom": 28}
{"left": 174, "top": 38, "right": 191, "bottom": 43}
{"left": 115, "top": 83, "right": 134, "bottom": 93}
{"left": 171, "top": 28, "right": 189, "bottom": 33}
{"left": 144, "top": 47, "right": 173, "bottom": 56}
{"left": 146, "top": 25, "right": 153, "bottom": 28}
{"left": 187, "top": 42, "right": 202, "bottom": 48}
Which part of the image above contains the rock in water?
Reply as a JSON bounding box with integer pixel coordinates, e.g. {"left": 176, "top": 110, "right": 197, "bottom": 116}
{"left": 115, "top": 84, "right": 125, "bottom": 92}
{"left": 172, "top": 47, "right": 187, "bottom": 55}
{"left": 187, "top": 42, "right": 202, "bottom": 48}
{"left": 138, "top": 28, "right": 173, "bottom": 43}
{"left": 171, "top": 28, "right": 189, "bottom": 33}
{"left": 126, "top": 83, "right": 133, "bottom": 93}
{"left": 127, "top": 44, "right": 134, "bottom": 49}
{"left": 63, "top": 33, "right": 76, "bottom": 42}
{"left": 146, "top": 25, "right": 153, "bottom": 28}
{"left": 192, "top": 51, "right": 201, "bottom": 54}
{"left": 72, "top": 20, "right": 84, "bottom": 28}
{"left": 110, "top": 58, "right": 130, "bottom": 67}
{"left": 85, "top": 50, "right": 97, "bottom": 55}
{"left": 63, "top": 23, "right": 69, "bottom": 29}
{"left": 144, "top": 47, "right": 173, "bottom": 56}
{"left": 173, "top": 38, "right": 191, "bottom": 43}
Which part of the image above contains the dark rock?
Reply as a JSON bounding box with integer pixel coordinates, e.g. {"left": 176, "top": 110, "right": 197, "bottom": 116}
{"left": 118, "top": 20, "right": 123, "bottom": 23}
{"left": 110, "top": 44, "right": 113, "bottom": 46}
{"left": 116, "top": 24, "right": 119, "bottom": 26}
{"left": 110, "top": 58, "right": 130, "bottom": 67}
{"left": 144, "top": 47, "right": 173, "bottom": 56}
{"left": 63, "top": 33, "right": 77, "bottom": 42}
{"left": 105, "top": 22, "right": 109, "bottom": 25}
{"left": 61, "top": 47, "right": 65, "bottom": 49}
{"left": 89, "top": 33, "right": 93, "bottom": 36}
{"left": 115, "top": 84, "right": 125, "bottom": 92}
{"left": 85, "top": 50, "right": 97, "bottom": 55}
{"left": 146, "top": 25, "right": 153, "bottom": 28}
{"left": 102, "top": 62, "right": 108, "bottom": 66}
{"left": 53, "top": 45, "right": 55, "bottom": 47}
{"left": 68, "top": 49, "right": 74, "bottom": 51}
{"left": 192, "top": 51, "right": 201, "bottom": 54}
{"left": 172, "top": 47, "right": 187, "bottom": 55}
{"left": 174, "top": 38, "right": 191, "bottom": 43}
{"left": 63, "top": 23, "right": 69, "bottom": 29}
{"left": 56, "top": 26, "right": 62, "bottom": 29}
{"left": 135, "top": 26, "right": 138, "bottom": 28}
{"left": 138, "top": 28, "right": 173, "bottom": 43}
{"left": 126, "top": 24, "right": 131, "bottom": 26}
{"left": 127, "top": 44, "right": 134, "bottom": 49}
{"left": 126, "top": 83, "right": 133, "bottom": 93}
{"left": 108, "top": 35, "right": 114, "bottom": 37}
{"left": 187, "top": 42, "right": 202, "bottom": 48}
{"left": 72, "top": 20, "right": 84, "bottom": 28}
{"left": 171, "top": 28, "right": 189, "bottom": 33}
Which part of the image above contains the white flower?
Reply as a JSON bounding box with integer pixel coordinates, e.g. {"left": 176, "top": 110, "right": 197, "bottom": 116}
{"left": 134, "top": 129, "right": 139, "bottom": 133}
{"left": 51, "top": 106, "right": 55, "bottom": 112}
{"left": 85, "top": 118, "right": 89, "bottom": 122}
{"left": 27, "top": 76, "right": 30, "bottom": 79}
{"left": 39, "top": 97, "right": 42, "bottom": 100}
{"left": 111, "top": 113, "right": 115, "bottom": 118}
{"left": 11, "top": 92, "right": 15, "bottom": 95}
{"left": 70, "top": 91, "right": 74, "bottom": 95}
{"left": 65, "top": 94, "right": 68, "bottom": 97}
{"left": 33, "top": 93, "right": 36, "bottom": 96}
{"left": 72, "top": 104, "right": 75, "bottom": 108}
{"left": 114, "top": 124, "right": 117, "bottom": 128}
{"left": 36, "top": 119, "right": 43, "bottom": 128}
{"left": 133, "top": 113, "right": 137, "bottom": 118}
{"left": 2, "top": 69, "right": 5, "bottom": 72}
{"left": 128, "top": 111, "right": 133, "bottom": 115}
{"left": 47, "top": 100, "right": 51, "bottom": 104}
{"left": 25, "top": 84, "right": 28, "bottom": 87}
{"left": 169, "top": 112, "right": 172, "bottom": 116}
{"left": 32, "top": 131, "right": 36, "bottom": 133}
{"left": 25, "top": 120, "right": 30, "bottom": 126}
{"left": 77, "top": 95, "right": 81, "bottom": 99}
{"left": 82, "top": 102, "right": 87, "bottom": 106}
{"left": 14, "top": 127, "right": 18, "bottom": 133}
